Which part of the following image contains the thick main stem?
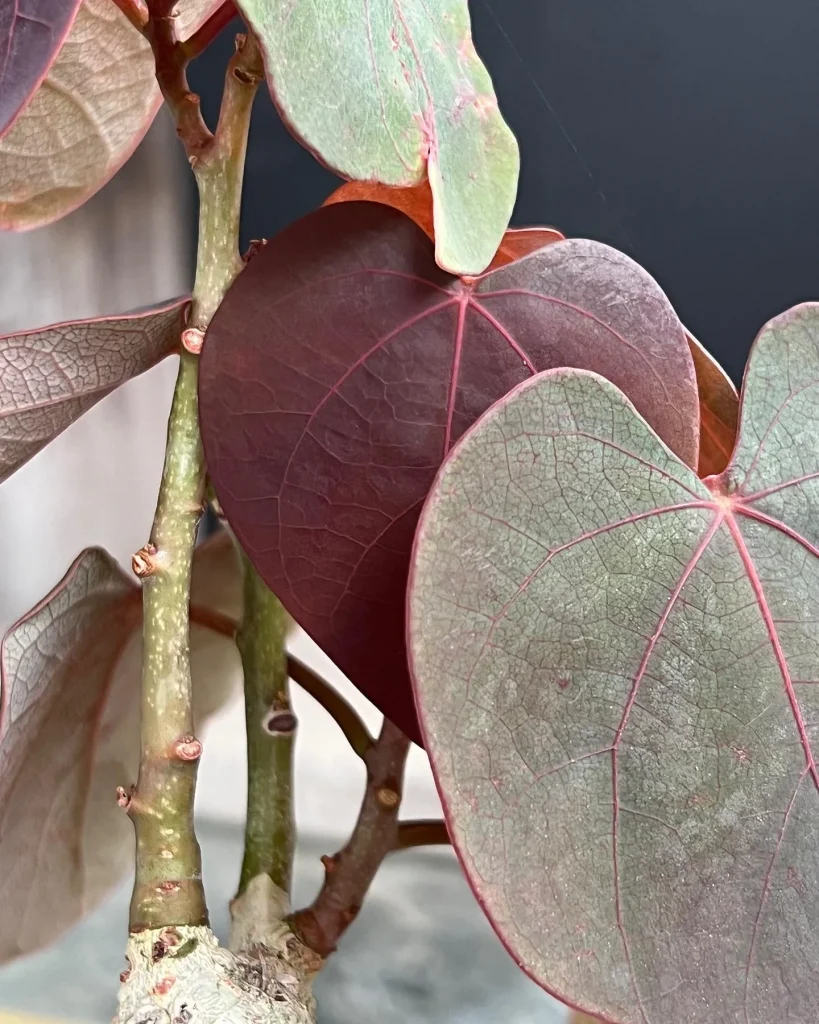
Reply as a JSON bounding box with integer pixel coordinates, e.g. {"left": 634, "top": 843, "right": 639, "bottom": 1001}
{"left": 128, "top": 29, "right": 263, "bottom": 933}
{"left": 236, "top": 552, "right": 294, "bottom": 897}
{"left": 129, "top": 347, "right": 208, "bottom": 930}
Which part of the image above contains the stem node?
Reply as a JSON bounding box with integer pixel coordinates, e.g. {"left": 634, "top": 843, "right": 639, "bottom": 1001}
{"left": 181, "top": 327, "right": 205, "bottom": 354}
{"left": 173, "top": 736, "right": 202, "bottom": 761}
{"left": 132, "top": 545, "right": 160, "bottom": 579}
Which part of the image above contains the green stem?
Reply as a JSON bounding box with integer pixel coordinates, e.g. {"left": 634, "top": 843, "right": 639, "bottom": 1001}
{"left": 128, "top": 28, "right": 264, "bottom": 933}
{"left": 236, "top": 553, "right": 295, "bottom": 896}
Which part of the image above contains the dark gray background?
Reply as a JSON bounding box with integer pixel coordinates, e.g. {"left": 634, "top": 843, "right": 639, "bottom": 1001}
{"left": 190, "top": 1, "right": 819, "bottom": 384}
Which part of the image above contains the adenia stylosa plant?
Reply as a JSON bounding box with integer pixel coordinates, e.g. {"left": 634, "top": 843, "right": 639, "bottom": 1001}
{"left": 0, "top": 2, "right": 811, "bottom": 1023}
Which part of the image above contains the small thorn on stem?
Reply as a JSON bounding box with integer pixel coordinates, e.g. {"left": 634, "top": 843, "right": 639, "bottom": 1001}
{"left": 320, "top": 853, "right": 339, "bottom": 875}
{"left": 181, "top": 327, "right": 205, "bottom": 354}
{"left": 132, "top": 544, "right": 159, "bottom": 579}
{"left": 243, "top": 238, "right": 267, "bottom": 263}
{"left": 173, "top": 735, "right": 202, "bottom": 761}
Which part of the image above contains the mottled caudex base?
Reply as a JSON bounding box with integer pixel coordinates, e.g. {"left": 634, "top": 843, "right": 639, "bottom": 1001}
{"left": 117, "top": 879, "right": 320, "bottom": 1024}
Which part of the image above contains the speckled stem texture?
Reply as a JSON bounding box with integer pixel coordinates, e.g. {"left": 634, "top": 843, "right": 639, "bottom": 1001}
{"left": 128, "top": 27, "right": 264, "bottom": 933}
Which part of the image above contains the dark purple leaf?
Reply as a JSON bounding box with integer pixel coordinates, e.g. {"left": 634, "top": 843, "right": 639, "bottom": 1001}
{"left": 0, "top": 0, "right": 81, "bottom": 140}
{"left": 408, "top": 302, "right": 819, "bottom": 1023}
{"left": 199, "top": 201, "right": 699, "bottom": 740}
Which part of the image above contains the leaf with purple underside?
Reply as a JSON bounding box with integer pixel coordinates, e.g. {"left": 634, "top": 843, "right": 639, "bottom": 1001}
{"left": 0, "top": 532, "right": 240, "bottom": 964}
{"left": 199, "top": 200, "right": 699, "bottom": 742}
{"left": 408, "top": 302, "right": 819, "bottom": 1024}
{"left": 0, "top": 297, "right": 187, "bottom": 483}
{"left": 236, "top": 0, "right": 519, "bottom": 275}
{"left": 0, "top": 0, "right": 82, "bottom": 140}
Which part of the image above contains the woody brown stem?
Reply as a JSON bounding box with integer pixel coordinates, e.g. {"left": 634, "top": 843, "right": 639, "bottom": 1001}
{"left": 144, "top": 0, "right": 213, "bottom": 160}
{"left": 289, "top": 720, "right": 410, "bottom": 957}
{"left": 286, "top": 656, "right": 374, "bottom": 760}
{"left": 393, "top": 819, "right": 450, "bottom": 852}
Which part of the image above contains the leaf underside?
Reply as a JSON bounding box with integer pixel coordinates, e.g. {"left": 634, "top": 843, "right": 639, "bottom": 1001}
{"left": 0, "top": 532, "right": 240, "bottom": 963}
{"left": 237, "top": 0, "right": 520, "bottom": 275}
{"left": 199, "top": 201, "right": 699, "bottom": 742}
{"left": 0, "top": 0, "right": 82, "bottom": 140}
{"left": 0, "top": 297, "right": 187, "bottom": 483}
{"left": 0, "top": 0, "right": 161, "bottom": 232}
{"left": 408, "top": 302, "right": 819, "bottom": 1024}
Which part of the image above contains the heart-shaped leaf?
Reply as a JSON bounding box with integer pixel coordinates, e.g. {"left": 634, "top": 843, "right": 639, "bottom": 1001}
{"left": 0, "top": 0, "right": 82, "bottom": 140}
{"left": 237, "top": 0, "right": 519, "bottom": 275}
{"left": 199, "top": 200, "right": 699, "bottom": 742}
{"left": 688, "top": 329, "right": 739, "bottom": 477}
{"left": 408, "top": 302, "right": 819, "bottom": 1024}
{"left": 0, "top": 0, "right": 162, "bottom": 231}
{"left": 326, "top": 182, "right": 731, "bottom": 476}
{"left": 0, "top": 532, "right": 240, "bottom": 964}
{"left": 323, "top": 178, "right": 564, "bottom": 271}
{"left": 0, "top": 297, "right": 187, "bottom": 484}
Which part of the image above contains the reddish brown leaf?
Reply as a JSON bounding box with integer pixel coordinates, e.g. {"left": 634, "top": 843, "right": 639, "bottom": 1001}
{"left": 0, "top": 532, "right": 241, "bottom": 963}
{"left": 687, "top": 330, "right": 739, "bottom": 477}
{"left": 324, "top": 179, "right": 435, "bottom": 241}
{"left": 199, "top": 201, "right": 699, "bottom": 741}
{"left": 323, "top": 179, "right": 564, "bottom": 270}
{"left": 0, "top": 0, "right": 82, "bottom": 140}
{"left": 488, "top": 226, "right": 566, "bottom": 270}
{"left": 0, "top": 297, "right": 187, "bottom": 483}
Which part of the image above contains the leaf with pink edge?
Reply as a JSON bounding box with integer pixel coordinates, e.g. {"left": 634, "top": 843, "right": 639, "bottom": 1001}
{"left": 408, "top": 302, "right": 819, "bottom": 1024}
{"left": 236, "top": 0, "right": 519, "bottom": 275}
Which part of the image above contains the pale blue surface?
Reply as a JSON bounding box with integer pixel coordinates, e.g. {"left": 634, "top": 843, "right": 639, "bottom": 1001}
{"left": 0, "top": 820, "right": 566, "bottom": 1023}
